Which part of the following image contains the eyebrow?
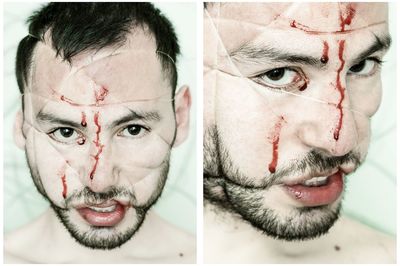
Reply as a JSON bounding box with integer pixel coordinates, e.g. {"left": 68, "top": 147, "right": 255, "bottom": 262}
{"left": 36, "top": 111, "right": 82, "bottom": 128}
{"left": 107, "top": 109, "right": 161, "bottom": 129}
{"left": 350, "top": 34, "right": 391, "bottom": 65}
{"left": 230, "top": 34, "right": 392, "bottom": 69}
{"left": 229, "top": 43, "right": 323, "bottom": 68}
{"left": 36, "top": 109, "right": 161, "bottom": 129}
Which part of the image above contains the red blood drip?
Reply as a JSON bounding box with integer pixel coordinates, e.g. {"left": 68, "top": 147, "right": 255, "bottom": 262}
{"left": 81, "top": 112, "right": 87, "bottom": 127}
{"left": 339, "top": 4, "right": 356, "bottom": 32}
{"left": 289, "top": 20, "right": 312, "bottom": 32}
{"left": 94, "top": 86, "right": 109, "bottom": 105}
{"left": 321, "top": 41, "right": 329, "bottom": 63}
{"left": 77, "top": 136, "right": 86, "bottom": 145}
{"left": 334, "top": 40, "right": 346, "bottom": 141}
{"left": 268, "top": 116, "right": 285, "bottom": 173}
{"left": 61, "top": 174, "right": 67, "bottom": 199}
{"left": 89, "top": 112, "right": 105, "bottom": 179}
{"left": 60, "top": 95, "right": 79, "bottom": 106}
{"left": 299, "top": 83, "right": 307, "bottom": 91}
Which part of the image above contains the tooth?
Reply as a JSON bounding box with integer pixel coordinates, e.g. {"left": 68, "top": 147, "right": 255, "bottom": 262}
{"left": 303, "top": 176, "right": 328, "bottom": 187}
{"left": 89, "top": 205, "right": 116, "bottom": 213}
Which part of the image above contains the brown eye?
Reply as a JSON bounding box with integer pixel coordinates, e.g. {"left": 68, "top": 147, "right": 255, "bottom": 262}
{"left": 49, "top": 127, "right": 82, "bottom": 144}
{"left": 59, "top": 128, "right": 74, "bottom": 138}
{"left": 252, "top": 67, "right": 306, "bottom": 91}
{"left": 349, "top": 60, "right": 366, "bottom": 73}
{"left": 119, "top": 124, "right": 149, "bottom": 138}
{"left": 265, "top": 68, "right": 285, "bottom": 81}
{"left": 348, "top": 59, "right": 380, "bottom": 76}
{"left": 127, "top": 125, "right": 142, "bottom": 136}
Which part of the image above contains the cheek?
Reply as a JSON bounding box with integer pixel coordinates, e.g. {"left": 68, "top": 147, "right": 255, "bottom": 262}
{"left": 130, "top": 169, "right": 165, "bottom": 207}
{"left": 114, "top": 132, "right": 171, "bottom": 170}
{"left": 215, "top": 74, "right": 285, "bottom": 180}
{"left": 25, "top": 129, "right": 68, "bottom": 203}
{"left": 348, "top": 77, "right": 382, "bottom": 117}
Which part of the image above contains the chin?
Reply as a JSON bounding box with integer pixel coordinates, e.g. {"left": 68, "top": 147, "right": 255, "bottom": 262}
{"left": 224, "top": 181, "right": 342, "bottom": 241}
{"left": 51, "top": 204, "right": 147, "bottom": 249}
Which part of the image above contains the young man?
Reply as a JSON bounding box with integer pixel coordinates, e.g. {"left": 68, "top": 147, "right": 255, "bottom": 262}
{"left": 5, "top": 3, "right": 194, "bottom": 263}
{"left": 203, "top": 2, "right": 395, "bottom": 263}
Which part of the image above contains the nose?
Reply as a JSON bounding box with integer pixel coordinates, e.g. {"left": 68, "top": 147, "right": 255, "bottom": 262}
{"left": 81, "top": 140, "right": 119, "bottom": 193}
{"left": 297, "top": 83, "right": 358, "bottom": 157}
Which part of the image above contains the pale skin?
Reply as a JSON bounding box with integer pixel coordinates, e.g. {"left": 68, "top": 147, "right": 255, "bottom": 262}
{"left": 204, "top": 3, "right": 395, "bottom": 263}
{"left": 5, "top": 29, "right": 195, "bottom": 263}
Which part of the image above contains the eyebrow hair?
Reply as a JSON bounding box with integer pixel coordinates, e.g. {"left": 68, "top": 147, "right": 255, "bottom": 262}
{"left": 229, "top": 33, "right": 392, "bottom": 70}
{"left": 36, "top": 109, "right": 161, "bottom": 129}
{"left": 36, "top": 110, "right": 83, "bottom": 128}
{"left": 350, "top": 34, "right": 391, "bottom": 65}
{"left": 229, "top": 43, "right": 323, "bottom": 68}
{"left": 108, "top": 109, "right": 161, "bottom": 129}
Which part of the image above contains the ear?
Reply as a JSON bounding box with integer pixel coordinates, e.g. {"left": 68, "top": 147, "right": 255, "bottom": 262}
{"left": 13, "top": 109, "right": 26, "bottom": 149}
{"left": 173, "top": 85, "right": 192, "bottom": 147}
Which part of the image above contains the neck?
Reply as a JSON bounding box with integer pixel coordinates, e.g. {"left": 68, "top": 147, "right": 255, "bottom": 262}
{"left": 203, "top": 201, "right": 331, "bottom": 259}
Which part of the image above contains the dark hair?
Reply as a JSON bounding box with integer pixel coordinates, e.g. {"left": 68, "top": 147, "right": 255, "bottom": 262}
{"left": 16, "top": 2, "right": 180, "bottom": 95}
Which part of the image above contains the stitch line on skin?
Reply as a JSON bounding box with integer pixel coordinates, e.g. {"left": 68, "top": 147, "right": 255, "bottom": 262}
{"left": 205, "top": 8, "right": 281, "bottom": 120}
{"left": 204, "top": 8, "right": 368, "bottom": 119}
{"left": 22, "top": 92, "right": 175, "bottom": 107}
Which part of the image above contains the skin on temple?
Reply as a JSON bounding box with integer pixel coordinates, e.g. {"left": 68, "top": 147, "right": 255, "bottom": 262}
{"left": 5, "top": 25, "right": 195, "bottom": 263}
{"left": 203, "top": 2, "right": 395, "bottom": 263}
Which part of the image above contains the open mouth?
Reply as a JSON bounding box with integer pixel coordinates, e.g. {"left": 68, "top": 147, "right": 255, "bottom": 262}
{"left": 284, "top": 171, "right": 344, "bottom": 207}
{"left": 76, "top": 200, "right": 128, "bottom": 227}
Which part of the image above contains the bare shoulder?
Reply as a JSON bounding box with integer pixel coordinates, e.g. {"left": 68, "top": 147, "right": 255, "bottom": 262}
{"left": 328, "top": 216, "right": 396, "bottom": 263}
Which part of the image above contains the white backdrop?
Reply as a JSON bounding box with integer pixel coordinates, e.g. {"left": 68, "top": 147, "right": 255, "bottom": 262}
{"left": 3, "top": 2, "right": 197, "bottom": 234}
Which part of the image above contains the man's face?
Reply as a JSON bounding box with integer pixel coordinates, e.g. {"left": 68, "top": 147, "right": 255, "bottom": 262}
{"left": 204, "top": 3, "right": 390, "bottom": 240}
{"left": 17, "top": 30, "right": 184, "bottom": 249}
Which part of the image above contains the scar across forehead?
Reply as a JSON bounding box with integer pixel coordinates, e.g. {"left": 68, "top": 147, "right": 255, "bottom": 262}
{"left": 206, "top": 2, "right": 388, "bottom": 33}
{"left": 29, "top": 40, "right": 176, "bottom": 106}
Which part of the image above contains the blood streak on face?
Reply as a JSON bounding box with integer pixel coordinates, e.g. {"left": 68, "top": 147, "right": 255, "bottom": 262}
{"left": 89, "top": 111, "right": 105, "bottom": 180}
{"left": 321, "top": 41, "right": 329, "bottom": 63}
{"left": 333, "top": 4, "right": 355, "bottom": 140}
{"left": 268, "top": 116, "right": 285, "bottom": 173}
{"left": 81, "top": 112, "right": 87, "bottom": 127}
{"left": 333, "top": 40, "right": 346, "bottom": 141}
{"left": 60, "top": 95, "right": 80, "bottom": 106}
{"left": 339, "top": 4, "right": 356, "bottom": 32}
{"left": 94, "top": 86, "right": 109, "bottom": 106}
{"left": 77, "top": 136, "right": 86, "bottom": 145}
{"left": 61, "top": 174, "right": 67, "bottom": 199}
{"left": 60, "top": 162, "right": 69, "bottom": 199}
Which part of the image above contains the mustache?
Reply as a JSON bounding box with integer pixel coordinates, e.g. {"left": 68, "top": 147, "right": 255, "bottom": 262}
{"left": 264, "top": 149, "right": 362, "bottom": 187}
{"left": 64, "top": 186, "right": 135, "bottom": 208}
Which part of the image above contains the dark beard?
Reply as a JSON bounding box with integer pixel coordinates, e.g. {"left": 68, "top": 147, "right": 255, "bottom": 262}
{"left": 25, "top": 152, "right": 170, "bottom": 249}
{"left": 204, "top": 124, "right": 359, "bottom": 241}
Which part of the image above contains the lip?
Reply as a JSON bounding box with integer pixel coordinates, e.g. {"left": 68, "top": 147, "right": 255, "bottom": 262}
{"left": 283, "top": 171, "right": 344, "bottom": 207}
{"left": 76, "top": 200, "right": 129, "bottom": 227}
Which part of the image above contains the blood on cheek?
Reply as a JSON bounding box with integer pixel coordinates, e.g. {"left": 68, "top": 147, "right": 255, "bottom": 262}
{"left": 268, "top": 116, "right": 286, "bottom": 174}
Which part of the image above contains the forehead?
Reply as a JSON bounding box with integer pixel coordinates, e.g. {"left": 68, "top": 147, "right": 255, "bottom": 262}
{"left": 30, "top": 29, "right": 171, "bottom": 105}
{"left": 206, "top": 3, "right": 388, "bottom": 52}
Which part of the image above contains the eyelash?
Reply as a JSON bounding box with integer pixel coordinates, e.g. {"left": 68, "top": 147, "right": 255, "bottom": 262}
{"left": 251, "top": 67, "right": 307, "bottom": 92}
{"left": 117, "top": 124, "right": 151, "bottom": 139}
{"left": 251, "top": 57, "right": 384, "bottom": 91}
